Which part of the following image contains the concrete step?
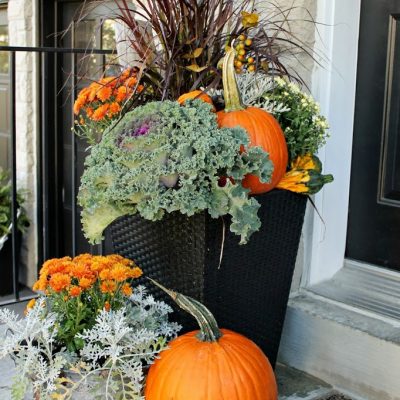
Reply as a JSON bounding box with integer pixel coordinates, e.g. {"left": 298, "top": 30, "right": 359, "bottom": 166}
{"left": 277, "top": 364, "right": 355, "bottom": 400}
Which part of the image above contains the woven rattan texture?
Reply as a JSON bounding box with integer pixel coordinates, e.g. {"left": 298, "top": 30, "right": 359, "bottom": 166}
{"left": 110, "top": 190, "right": 307, "bottom": 366}
{"left": 204, "top": 190, "right": 307, "bottom": 366}
{"left": 111, "top": 211, "right": 206, "bottom": 331}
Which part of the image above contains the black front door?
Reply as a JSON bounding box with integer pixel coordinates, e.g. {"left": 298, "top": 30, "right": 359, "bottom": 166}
{"left": 346, "top": 0, "right": 400, "bottom": 271}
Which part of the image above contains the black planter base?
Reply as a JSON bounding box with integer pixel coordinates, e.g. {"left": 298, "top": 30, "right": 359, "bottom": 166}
{"left": 110, "top": 189, "right": 307, "bottom": 366}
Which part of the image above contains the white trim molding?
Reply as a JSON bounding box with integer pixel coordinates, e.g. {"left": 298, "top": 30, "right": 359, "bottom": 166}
{"left": 306, "top": 0, "right": 362, "bottom": 285}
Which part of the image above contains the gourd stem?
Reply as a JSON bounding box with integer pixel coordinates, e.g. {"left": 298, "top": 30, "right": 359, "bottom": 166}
{"left": 149, "top": 278, "right": 223, "bottom": 342}
{"left": 222, "top": 47, "right": 245, "bottom": 112}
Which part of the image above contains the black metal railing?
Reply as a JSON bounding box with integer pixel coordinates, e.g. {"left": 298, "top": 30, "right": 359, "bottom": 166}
{"left": 0, "top": 46, "right": 113, "bottom": 305}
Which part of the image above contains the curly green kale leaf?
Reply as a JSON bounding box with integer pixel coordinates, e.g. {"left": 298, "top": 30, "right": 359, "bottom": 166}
{"left": 78, "top": 100, "right": 273, "bottom": 244}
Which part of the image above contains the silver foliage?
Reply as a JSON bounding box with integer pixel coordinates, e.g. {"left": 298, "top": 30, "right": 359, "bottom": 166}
{"left": 0, "top": 286, "right": 180, "bottom": 399}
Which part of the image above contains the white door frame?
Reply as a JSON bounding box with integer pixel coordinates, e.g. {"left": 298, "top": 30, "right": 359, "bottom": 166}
{"left": 305, "top": 0, "right": 362, "bottom": 286}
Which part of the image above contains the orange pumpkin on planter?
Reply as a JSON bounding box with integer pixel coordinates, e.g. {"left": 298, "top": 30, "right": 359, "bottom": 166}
{"left": 178, "top": 90, "right": 216, "bottom": 111}
{"left": 145, "top": 280, "right": 278, "bottom": 400}
{"left": 217, "top": 47, "right": 288, "bottom": 194}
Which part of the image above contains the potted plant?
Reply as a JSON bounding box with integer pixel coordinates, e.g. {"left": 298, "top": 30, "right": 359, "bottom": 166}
{"left": 69, "top": 1, "right": 333, "bottom": 365}
{"left": 0, "top": 168, "right": 30, "bottom": 295}
{"left": 0, "top": 254, "right": 180, "bottom": 399}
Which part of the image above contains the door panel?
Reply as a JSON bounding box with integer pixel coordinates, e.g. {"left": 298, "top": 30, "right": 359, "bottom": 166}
{"left": 379, "top": 15, "right": 400, "bottom": 205}
{"left": 346, "top": 0, "right": 400, "bottom": 270}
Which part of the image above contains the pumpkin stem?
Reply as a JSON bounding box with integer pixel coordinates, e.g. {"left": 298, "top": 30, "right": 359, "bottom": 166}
{"left": 222, "top": 46, "right": 245, "bottom": 112}
{"left": 148, "top": 278, "right": 223, "bottom": 342}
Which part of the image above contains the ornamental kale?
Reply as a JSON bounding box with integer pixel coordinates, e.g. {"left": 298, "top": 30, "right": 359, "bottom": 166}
{"left": 78, "top": 100, "right": 273, "bottom": 245}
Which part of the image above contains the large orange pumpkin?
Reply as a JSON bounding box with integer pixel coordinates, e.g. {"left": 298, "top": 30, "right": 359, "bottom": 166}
{"left": 178, "top": 90, "right": 216, "bottom": 111}
{"left": 217, "top": 47, "right": 288, "bottom": 194}
{"left": 145, "top": 281, "right": 278, "bottom": 400}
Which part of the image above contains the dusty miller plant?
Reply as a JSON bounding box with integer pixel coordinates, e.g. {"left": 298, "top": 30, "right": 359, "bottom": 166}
{"left": 236, "top": 72, "right": 291, "bottom": 114}
{"left": 0, "top": 287, "right": 180, "bottom": 400}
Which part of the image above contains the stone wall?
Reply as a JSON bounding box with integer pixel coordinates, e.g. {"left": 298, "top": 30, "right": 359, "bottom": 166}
{"left": 256, "top": 0, "right": 317, "bottom": 88}
{"left": 258, "top": 0, "right": 318, "bottom": 292}
{"left": 7, "top": 0, "right": 39, "bottom": 287}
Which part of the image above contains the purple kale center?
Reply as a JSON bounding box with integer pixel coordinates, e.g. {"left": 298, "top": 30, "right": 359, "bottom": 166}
{"left": 133, "top": 123, "right": 151, "bottom": 137}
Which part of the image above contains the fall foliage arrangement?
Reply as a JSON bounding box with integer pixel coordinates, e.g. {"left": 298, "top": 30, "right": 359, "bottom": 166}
{"left": 0, "top": 1, "right": 335, "bottom": 399}
{"left": 71, "top": 0, "right": 333, "bottom": 246}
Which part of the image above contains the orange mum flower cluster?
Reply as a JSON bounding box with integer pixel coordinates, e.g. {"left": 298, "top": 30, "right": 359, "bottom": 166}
{"left": 33, "top": 254, "right": 143, "bottom": 298}
{"left": 73, "top": 69, "right": 144, "bottom": 122}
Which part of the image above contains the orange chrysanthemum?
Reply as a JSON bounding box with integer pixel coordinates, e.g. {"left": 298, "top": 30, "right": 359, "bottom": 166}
{"left": 122, "top": 283, "right": 133, "bottom": 296}
{"left": 33, "top": 275, "right": 48, "bottom": 291}
{"left": 115, "top": 86, "right": 128, "bottom": 102}
{"left": 74, "top": 97, "right": 85, "bottom": 115}
{"left": 125, "top": 77, "right": 138, "bottom": 88}
{"left": 49, "top": 273, "right": 71, "bottom": 293}
{"left": 109, "top": 102, "right": 121, "bottom": 116}
{"left": 110, "top": 264, "right": 130, "bottom": 282}
{"left": 79, "top": 277, "right": 94, "bottom": 290}
{"left": 100, "top": 280, "right": 117, "bottom": 294}
{"left": 99, "top": 268, "right": 112, "bottom": 281}
{"left": 86, "top": 107, "right": 94, "bottom": 118}
{"left": 120, "top": 68, "right": 134, "bottom": 80}
{"left": 69, "top": 286, "right": 82, "bottom": 297}
{"left": 108, "top": 254, "right": 133, "bottom": 266}
{"left": 97, "top": 85, "right": 113, "bottom": 102}
{"left": 34, "top": 254, "right": 139, "bottom": 299}
{"left": 70, "top": 264, "right": 88, "bottom": 279}
{"left": 72, "top": 253, "right": 92, "bottom": 264}
{"left": 88, "top": 83, "right": 101, "bottom": 102}
{"left": 99, "top": 76, "right": 117, "bottom": 87}
{"left": 24, "top": 298, "right": 36, "bottom": 315}
{"left": 92, "top": 104, "right": 110, "bottom": 121}
{"left": 104, "top": 301, "right": 111, "bottom": 312}
{"left": 127, "top": 267, "right": 143, "bottom": 279}
{"left": 73, "top": 87, "right": 91, "bottom": 114}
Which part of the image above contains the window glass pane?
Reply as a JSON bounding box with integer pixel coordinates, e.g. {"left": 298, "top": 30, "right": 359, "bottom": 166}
{"left": 0, "top": 24, "right": 9, "bottom": 74}
{"left": 102, "top": 19, "right": 119, "bottom": 75}
{"left": 74, "top": 20, "right": 100, "bottom": 78}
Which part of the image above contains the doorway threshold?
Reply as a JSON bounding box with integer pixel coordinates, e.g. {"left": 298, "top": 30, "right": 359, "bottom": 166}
{"left": 309, "top": 259, "right": 400, "bottom": 321}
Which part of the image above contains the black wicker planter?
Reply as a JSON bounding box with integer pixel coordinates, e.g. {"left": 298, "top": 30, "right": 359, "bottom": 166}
{"left": 110, "top": 189, "right": 307, "bottom": 366}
